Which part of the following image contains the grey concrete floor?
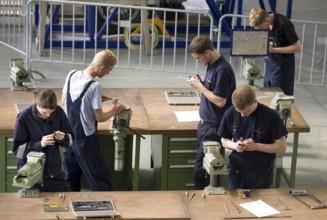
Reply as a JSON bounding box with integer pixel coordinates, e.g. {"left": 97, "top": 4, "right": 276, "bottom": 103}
{"left": 1, "top": 0, "right": 327, "bottom": 190}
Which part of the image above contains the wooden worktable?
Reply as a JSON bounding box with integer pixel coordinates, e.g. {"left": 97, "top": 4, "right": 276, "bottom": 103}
{"left": 0, "top": 191, "right": 190, "bottom": 220}
{"left": 185, "top": 187, "right": 327, "bottom": 220}
{"left": 0, "top": 88, "right": 151, "bottom": 135}
{"left": 0, "top": 88, "right": 311, "bottom": 188}
{"left": 254, "top": 88, "right": 310, "bottom": 133}
{"left": 0, "top": 87, "right": 309, "bottom": 134}
{"left": 138, "top": 87, "right": 310, "bottom": 134}
{"left": 0, "top": 188, "right": 326, "bottom": 220}
{"left": 138, "top": 87, "right": 310, "bottom": 188}
{"left": 139, "top": 88, "right": 199, "bottom": 135}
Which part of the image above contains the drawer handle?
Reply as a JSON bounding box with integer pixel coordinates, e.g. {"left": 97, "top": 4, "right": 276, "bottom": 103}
{"left": 7, "top": 150, "right": 13, "bottom": 154}
{"left": 169, "top": 150, "right": 196, "bottom": 154}
{"left": 7, "top": 166, "right": 17, "bottom": 170}
{"left": 169, "top": 138, "right": 197, "bottom": 142}
{"left": 169, "top": 165, "right": 194, "bottom": 169}
{"left": 184, "top": 183, "right": 195, "bottom": 187}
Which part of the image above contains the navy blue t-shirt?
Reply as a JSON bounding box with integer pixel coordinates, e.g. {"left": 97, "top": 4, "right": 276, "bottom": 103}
{"left": 199, "top": 55, "right": 236, "bottom": 124}
{"left": 13, "top": 104, "right": 73, "bottom": 179}
{"left": 272, "top": 13, "right": 298, "bottom": 47}
{"left": 218, "top": 103, "right": 288, "bottom": 171}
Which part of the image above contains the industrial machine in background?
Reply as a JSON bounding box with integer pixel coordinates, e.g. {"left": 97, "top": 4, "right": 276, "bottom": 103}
{"left": 230, "top": 29, "right": 268, "bottom": 87}
{"left": 9, "top": 58, "right": 45, "bottom": 90}
{"left": 111, "top": 107, "right": 132, "bottom": 171}
{"left": 111, "top": 107, "right": 145, "bottom": 171}
{"left": 242, "top": 58, "right": 262, "bottom": 87}
{"left": 202, "top": 141, "right": 228, "bottom": 195}
{"left": 9, "top": 58, "right": 31, "bottom": 91}
{"left": 12, "top": 151, "right": 45, "bottom": 198}
{"left": 271, "top": 94, "right": 295, "bottom": 126}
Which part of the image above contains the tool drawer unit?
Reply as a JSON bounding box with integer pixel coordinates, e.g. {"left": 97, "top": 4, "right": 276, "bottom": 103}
{"left": 0, "top": 135, "right": 17, "bottom": 192}
{"left": 152, "top": 134, "right": 197, "bottom": 190}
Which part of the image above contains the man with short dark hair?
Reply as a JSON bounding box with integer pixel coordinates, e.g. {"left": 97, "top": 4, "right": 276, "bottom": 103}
{"left": 187, "top": 36, "right": 236, "bottom": 189}
{"left": 13, "top": 88, "right": 73, "bottom": 192}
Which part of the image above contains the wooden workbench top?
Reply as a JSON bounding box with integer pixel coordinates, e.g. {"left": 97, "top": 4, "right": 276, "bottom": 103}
{"left": 0, "top": 188, "right": 326, "bottom": 219}
{"left": 184, "top": 187, "right": 327, "bottom": 220}
{"left": 139, "top": 88, "right": 199, "bottom": 134}
{"left": 139, "top": 88, "right": 310, "bottom": 134}
{"left": 0, "top": 87, "right": 310, "bottom": 135}
{"left": 0, "top": 191, "right": 190, "bottom": 220}
{"left": 0, "top": 88, "right": 151, "bottom": 135}
{"left": 254, "top": 88, "right": 310, "bottom": 133}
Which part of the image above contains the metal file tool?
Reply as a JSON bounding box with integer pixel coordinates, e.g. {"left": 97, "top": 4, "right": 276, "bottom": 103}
{"left": 277, "top": 198, "right": 290, "bottom": 210}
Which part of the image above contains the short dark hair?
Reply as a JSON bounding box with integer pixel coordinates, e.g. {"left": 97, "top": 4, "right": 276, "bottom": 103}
{"left": 187, "top": 36, "right": 215, "bottom": 54}
{"left": 33, "top": 88, "right": 57, "bottom": 110}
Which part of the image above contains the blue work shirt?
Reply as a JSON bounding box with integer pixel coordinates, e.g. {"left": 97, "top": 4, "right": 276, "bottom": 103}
{"left": 13, "top": 104, "right": 73, "bottom": 180}
{"left": 199, "top": 55, "right": 236, "bottom": 125}
{"left": 218, "top": 103, "right": 288, "bottom": 171}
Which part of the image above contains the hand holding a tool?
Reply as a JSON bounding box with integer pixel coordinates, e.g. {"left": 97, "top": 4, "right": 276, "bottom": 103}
{"left": 53, "top": 131, "right": 66, "bottom": 142}
{"left": 110, "top": 101, "right": 126, "bottom": 116}
{"left": 102, "top": 95, "right": 127, "bottom": 102}
{"left": 238, "top": 138, "right": 257, "bottom": 152}
{"left": 41, "top": 131, "right": 67, "bottom": 147}
{"left": 187, "top": 74, "right": 204, "bottom": 90}
{"left": 41, "top": 134, "right": 56, "bottom": 147}
{"left": 235, "top": 138, "right": 246, "bottom": 152}
{"left": 102, "top": 95, "right": 111, "bottom": 102}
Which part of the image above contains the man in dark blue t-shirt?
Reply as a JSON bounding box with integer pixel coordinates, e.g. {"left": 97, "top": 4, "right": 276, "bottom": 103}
{"left": 249, "top": 8, "right": 301, "bottom": 95}
{"left": 218, "top": 85, "right": 288, "bottom": 189}
{"left": 187, "top": 36, "right": 236, "bottom": 189}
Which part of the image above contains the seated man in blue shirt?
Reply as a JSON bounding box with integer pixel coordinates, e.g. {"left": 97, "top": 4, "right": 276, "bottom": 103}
{"left": 217, "top": 85, "right": 288, "bottom": 189}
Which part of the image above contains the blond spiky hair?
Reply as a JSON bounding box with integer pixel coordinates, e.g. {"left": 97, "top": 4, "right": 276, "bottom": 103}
{"left": 249, "top": 8, "right": 267, "bottom": 28}
{"left": 92, "top": 50, "right": 117, "bottom": 68}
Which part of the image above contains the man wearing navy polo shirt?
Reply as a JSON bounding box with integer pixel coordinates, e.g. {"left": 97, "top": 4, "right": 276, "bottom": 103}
{"left": 187, "top": 36, "right": 236, "bottom": 189}
{"left": 218, "top": 85, "right": 288, "bottom": 189}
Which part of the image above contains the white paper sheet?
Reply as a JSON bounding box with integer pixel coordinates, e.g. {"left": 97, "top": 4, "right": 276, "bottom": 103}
{"left": 175, "top": 111, "right": 200, "bottom": 122}
{"left": 240, "top": 199, "right": 280, "bottom": 217}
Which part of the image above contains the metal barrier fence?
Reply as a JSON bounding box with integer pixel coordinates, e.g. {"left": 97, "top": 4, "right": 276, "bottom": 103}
{"left": 0, "top": 0, "right": 26, "bottom": 54}
{"left": 216, "top": 14, "right": 327, "bottom": 87}
{"left": 0, "top": 0, "right": 326, "bottom": 86}
{"left": 23, "top": 0, "right": 214, "bottom": 74}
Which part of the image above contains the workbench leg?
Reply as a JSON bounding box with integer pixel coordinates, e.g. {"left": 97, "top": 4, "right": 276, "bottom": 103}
{"left": 289, "top": 132, "right": 299, "bottom": 188}
{"left": 274, "top": 154, "right": 282, "bottom": 188}
{"left": 132, "top": 135, "right": 141, "bottom": 190}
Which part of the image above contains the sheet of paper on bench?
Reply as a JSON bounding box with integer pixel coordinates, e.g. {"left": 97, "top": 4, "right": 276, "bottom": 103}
{"left": 175, "top": 111, "right": 200, "bottom": 122}
{"left": 240, "top": 199, "right": 280, "bottom": 217}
